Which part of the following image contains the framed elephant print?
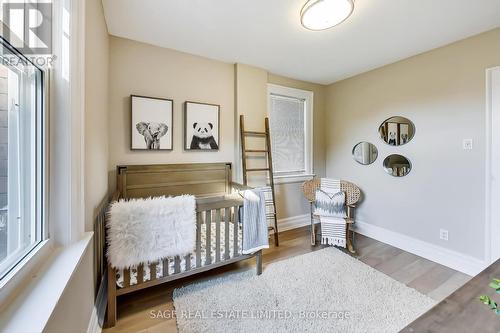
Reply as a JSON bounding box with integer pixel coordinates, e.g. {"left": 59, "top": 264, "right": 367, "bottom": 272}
{"left": 184, "top": 101, "right": 220, "bottom": 151}
{"left": 399, "top": 123, "right": 410, "bottom": 145}
{"left": 131, "top": 95, "right": 173, "bottom": 150}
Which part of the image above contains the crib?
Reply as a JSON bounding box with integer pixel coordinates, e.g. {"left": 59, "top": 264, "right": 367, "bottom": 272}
{"left": 104, "top": 163, "right": 262, "bottom": 327}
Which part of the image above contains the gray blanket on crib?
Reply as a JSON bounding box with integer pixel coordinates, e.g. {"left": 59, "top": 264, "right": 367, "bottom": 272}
{"left": 241, "top": 189, "right": 269, "bottom": 254}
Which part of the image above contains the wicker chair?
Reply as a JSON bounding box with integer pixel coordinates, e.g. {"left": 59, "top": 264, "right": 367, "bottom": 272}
{"left": 301, "top": 178, "right": 361, "bottom": 253}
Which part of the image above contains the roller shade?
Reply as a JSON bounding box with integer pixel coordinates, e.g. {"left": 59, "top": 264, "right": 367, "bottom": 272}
{"left": 269, "top": 94, "right": 305, "bottom": 174}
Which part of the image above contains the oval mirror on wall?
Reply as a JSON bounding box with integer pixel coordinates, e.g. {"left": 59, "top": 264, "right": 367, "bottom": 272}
{"left": 383, "top": 154, "right": 412, "bottom": 177}
{"left": 352, "top": 142, "right": 378, "bottom": 165}
{"left": 379, "top": 116, "right": 415, "bottom": 146}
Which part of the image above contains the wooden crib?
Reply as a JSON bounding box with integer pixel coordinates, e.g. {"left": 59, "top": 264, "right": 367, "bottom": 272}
{"left": 105, "top": 163, "right": 262, "bottom": 327}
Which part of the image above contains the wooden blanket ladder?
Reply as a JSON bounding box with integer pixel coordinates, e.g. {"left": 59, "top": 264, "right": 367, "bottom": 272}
{"left": 239, "top": 115, "right": 279, "bottom": 246}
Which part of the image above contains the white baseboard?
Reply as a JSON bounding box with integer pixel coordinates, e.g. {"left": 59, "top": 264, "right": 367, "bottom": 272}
{"left": 354, "top": 221, "right": 488, "bottom": 276}
{"left": 273, "top": 214, "right": 488, "bottom": 276}
{"left": 87, "top": 275, "right": 107, "bottom": 333}
{"left": 276, "top": 214, "right": 314, "bottom": 233}
{"left": 87, "top": 306, "right": 100, "bottom": 333}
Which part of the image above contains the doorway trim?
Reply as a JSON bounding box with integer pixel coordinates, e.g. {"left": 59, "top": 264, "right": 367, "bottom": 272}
{"left": 485, "top": 66, "right": 500, "bottom": 265}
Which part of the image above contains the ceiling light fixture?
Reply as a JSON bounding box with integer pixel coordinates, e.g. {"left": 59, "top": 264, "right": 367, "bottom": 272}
{"left": 300, "top": 0, "right": 354, "bottom": 31}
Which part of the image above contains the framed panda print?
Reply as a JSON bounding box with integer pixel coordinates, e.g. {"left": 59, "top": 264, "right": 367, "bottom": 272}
{"left": 385, "top": 122, "right": 399, "bottom": 146}
{"left": 131, "top": 95, "right": 173, "bottom": 150}
{"left": 184, "top": 101, "right": 220, "bottom": 151}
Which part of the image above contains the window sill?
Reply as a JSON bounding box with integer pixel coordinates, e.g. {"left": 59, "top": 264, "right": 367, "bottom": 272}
{"left": 0, "top": 232, "right": 93, "bottom": 333}
{"left": 272, "top": 174, "right": 315, "bottom": 184}
{"left": 0, "top": 239, "right": 54, "bottom": 305}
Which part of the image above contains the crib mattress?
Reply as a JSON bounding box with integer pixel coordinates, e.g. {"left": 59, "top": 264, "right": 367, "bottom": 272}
{"left": 116, "top": 222, "right": 242, "bottom": 287}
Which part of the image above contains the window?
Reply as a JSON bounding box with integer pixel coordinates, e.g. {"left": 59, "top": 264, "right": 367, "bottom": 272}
{"left": 267, "top": 84, "right": 313, "bottom": 182}
{"left": 0, "top": 37, "right": 45, "bottom": 281}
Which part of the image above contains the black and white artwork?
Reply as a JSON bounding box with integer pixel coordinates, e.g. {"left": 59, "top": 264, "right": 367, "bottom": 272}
{"left": 386, "top": 122, "right": 398, "bottom": 146}
{"left": 131, "top": 95, "right": 173, "bottom": 150}
{"left": 400, "top": 123, "right": 410, "bottom": 145}
{"left": 184, "top": 101, "right": 220, "bottom": 151}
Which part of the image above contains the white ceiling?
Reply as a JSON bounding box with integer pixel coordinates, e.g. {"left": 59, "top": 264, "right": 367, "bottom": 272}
{"left": 102, "top": 0, "right": 500, "bottom": 85}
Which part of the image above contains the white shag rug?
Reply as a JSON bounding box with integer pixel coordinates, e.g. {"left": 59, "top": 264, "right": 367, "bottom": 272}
{"left": 173, "top": 248, "right": 436, "bottom": 333}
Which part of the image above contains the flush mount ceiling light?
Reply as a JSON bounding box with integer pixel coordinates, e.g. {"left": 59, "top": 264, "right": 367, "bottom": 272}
{"left": 300, "top": 0, "right": 354, "bottom": 31}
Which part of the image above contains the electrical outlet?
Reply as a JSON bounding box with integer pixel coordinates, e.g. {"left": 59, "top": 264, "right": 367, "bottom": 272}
{"left": 439, "top": 229, "right": 449, "bottom": 241}
{"left": 463, "top": 139, "right": 473, "bottom": 150}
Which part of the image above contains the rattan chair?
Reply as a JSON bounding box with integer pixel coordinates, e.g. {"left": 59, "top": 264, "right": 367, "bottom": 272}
{"left": 301, "top": 178, "right": 361, "bottom": 253}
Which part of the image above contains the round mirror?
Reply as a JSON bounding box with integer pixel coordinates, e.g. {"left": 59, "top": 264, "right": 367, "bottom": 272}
{"left": 352, "top": 142, "right": 378, "bottom": 165}
{"left": 379, "top": 116, "right": 415, "bottom": 146}
{"left": 383, "top": 154, "right": 412, "bottom": 177}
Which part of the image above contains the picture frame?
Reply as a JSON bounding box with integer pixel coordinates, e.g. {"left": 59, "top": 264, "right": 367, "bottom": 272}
{"left": 385, "top": 122, "right": 399, "bottom": 146}
{"left": 184, "top": 101, "right": 220, "bottom": 151}
{"left": 399, "top": 123, "right": 410, "bottom": 145}
{"left": 131, "top": 95, "right": 173, "bottom": 150}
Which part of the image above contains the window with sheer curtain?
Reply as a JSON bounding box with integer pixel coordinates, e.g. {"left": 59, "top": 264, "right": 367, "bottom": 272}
{"left": 268, "top": 84, "right": 313, "bottom": 181}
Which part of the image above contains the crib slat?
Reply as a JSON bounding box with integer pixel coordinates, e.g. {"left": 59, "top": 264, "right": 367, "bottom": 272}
{"left": 215, "top": 209, "right": 221, "bottom": 262}
{"left": 97, "top": 213, "right": 106, "bottom": 277}
{"left": 101, "top": 213, "right": 105, "bottom": 273}
{"left": 206, "top": 210, "right": 212, "bottom": 265}
{"left": 102, "top": 216, "right": 105, "bottom": 273}
{"left": 224, "top": 207, "right": 230, "bottom": 260}
{"left": 162, "top": 258, "right": 169, "bottom": 277}
{"left": 233, "top": 206, "right": 239, "bottom": 257}
{"left": 174, "top": 256, "right": 181, "bottom": 274}
{"left": 150, "top": 263, "right": 157, "bottom": 281}
{"left": 185, "top": 254, "right": 191, "bottom": 271}
{"left": 95, "top": 216, "right": 99, "bottom": 283}
{"left": 196, "top": 212, "right": 202, "bottom": 268}
{"left": 137, "top": 264, "right": 144, "bottom": 284}
{"left": 101, "top": 213, "right": 105, "bottom": 274}
{"left": 94, "top": 232, "right": 97, "bottom": 285}
{"left": 123, "top": 268, "right": 130, "bottom": 288}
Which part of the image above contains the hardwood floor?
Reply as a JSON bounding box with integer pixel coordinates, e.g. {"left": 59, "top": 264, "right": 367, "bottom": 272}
{"left": 103, "top": 227, "right": 471, "bottom": 333}
{"left": 402, "top": 259, "right": 500, "bottom": 333}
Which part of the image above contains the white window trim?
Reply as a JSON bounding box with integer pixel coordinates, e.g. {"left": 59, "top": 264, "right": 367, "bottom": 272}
{"left": 273, "top": 173, "right": 315, "bottom": 184}
{"left": 267, "top": 84, "right": 314, "bottom": 184}
{"left": 49, "top": 0, "right": 86, "bottom": 246}
{"left": 485, "top": 66, "right": 500, "bottom": 265}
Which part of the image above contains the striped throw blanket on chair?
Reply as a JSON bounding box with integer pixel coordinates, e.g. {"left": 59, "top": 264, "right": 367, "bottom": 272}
{"left": 314, "top": 179, "right": 347, "bottom": 248}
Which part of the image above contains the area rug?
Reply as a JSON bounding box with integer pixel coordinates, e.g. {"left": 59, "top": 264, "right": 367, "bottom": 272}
{"left": 173, "top": 248, "right": 436, "bottom": 333}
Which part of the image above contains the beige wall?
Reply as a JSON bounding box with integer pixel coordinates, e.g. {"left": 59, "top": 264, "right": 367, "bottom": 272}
{"left": 108, "top": 44, "right": 326, "bottom": 221}
{"left": 108, "top": 36, "right": 235, "bottom": 190}
{"left": 84, "top": 0, "right": 109, "bottom": 231}
{"left": 325, "top": 28, "right": 500, "bottom": 259}
{"left": 235, "top": 64, "right": 268, "bottom": 131}
{"left": 234, "top": 63, "right": 268, "bottom": 184}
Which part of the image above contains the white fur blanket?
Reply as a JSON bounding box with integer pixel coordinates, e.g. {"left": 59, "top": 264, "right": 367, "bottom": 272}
{"left": 107, "top": 195, "right": 196, "bottom": 269}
